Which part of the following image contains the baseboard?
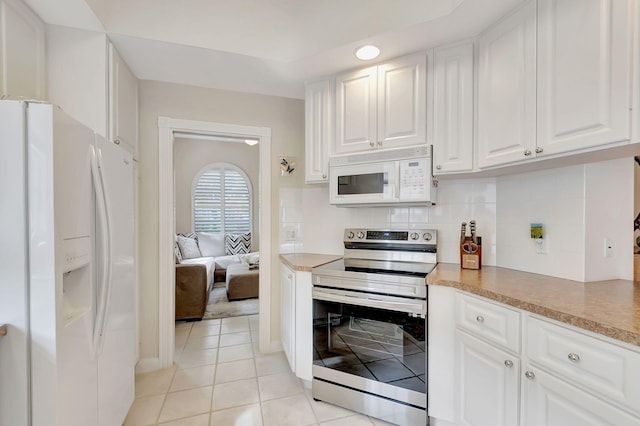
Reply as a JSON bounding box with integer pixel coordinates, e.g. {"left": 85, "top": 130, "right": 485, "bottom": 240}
{"left": 135, "top": 357, "right": 163, "bottom": 374}
{"left": 269, "top": 340, "right": 283, "bottom": 353}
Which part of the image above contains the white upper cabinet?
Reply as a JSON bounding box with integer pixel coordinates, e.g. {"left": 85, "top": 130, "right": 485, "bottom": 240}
{"left": 0, "top": 0, "right": 45, "bottom": 100}
{"left": 335, "top": 66, "right": 378, "bottom": 154}
{"left": 47, "top": 27, "right": 139, "bottom": 157}
{"left": 433, "top": 42, "right": 474, "bottom": 174}
{"left": 536, "top": 0, "right": 631, "bottom": 156}
{"left": 377, "top": 54, "right": 427, "bottom": 149}
{"left": 109, "top": 43, "right": 139, "bottom": 157}
{"left": 334, "top": 53, "right": 427, "bottom": 155}
{"left": 477, "top": 1, "right": 537, "bottom": 169}
{"left": 305, "top": 79, "right": 332, "bottom": 183}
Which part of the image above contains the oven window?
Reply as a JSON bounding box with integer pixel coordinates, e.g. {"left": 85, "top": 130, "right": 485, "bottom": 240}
{"left": 337, "top": 172, "right": 387, "bottom": 195}
{"left": 313, "top": 299, "right": 426, "bottom": 393}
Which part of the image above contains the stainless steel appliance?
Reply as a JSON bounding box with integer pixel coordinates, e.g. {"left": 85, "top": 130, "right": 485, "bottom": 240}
{"left": 329, "top": 146, "right": 436, "bottom": 207}
{"left": 311, "top": 228, "right": 437, "bottom": 426}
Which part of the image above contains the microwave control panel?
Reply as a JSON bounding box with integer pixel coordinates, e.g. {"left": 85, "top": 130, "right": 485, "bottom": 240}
{"left": 399, "top": 158, "right": 430, "bottom": 199}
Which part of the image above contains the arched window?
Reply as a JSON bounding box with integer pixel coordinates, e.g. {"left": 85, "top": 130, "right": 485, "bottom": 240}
{"left": 193, "top": 163, "right": 252, "bottom": 233}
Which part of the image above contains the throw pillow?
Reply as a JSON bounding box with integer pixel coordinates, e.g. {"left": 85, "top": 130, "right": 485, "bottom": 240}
{"left": 176, "top": 235, "right": 202, "bottom": 259}
{"left": 197, "top": 232, "right": 226, "bottom": 257}
{"left": 225, "top": 232, "right": 252, "bottom": 255}
{"left": 174, "top": 243, "right": 182, "bottom": 263}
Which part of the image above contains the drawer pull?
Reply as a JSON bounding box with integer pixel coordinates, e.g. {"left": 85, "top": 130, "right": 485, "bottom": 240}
{"left": 525, "top": 371, "right": 535, "bottom": 380}
{"left": 504, "top": 360, "right": 513, "bottom": 368}
{"left": 476, "top": 315, "right": 484, "bottom": 323}
{"left": 568, "top": 353, "right": 580, "bottom": 362}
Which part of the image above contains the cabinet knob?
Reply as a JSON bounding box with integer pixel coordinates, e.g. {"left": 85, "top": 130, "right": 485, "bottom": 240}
{"left": 322, "top": 174, "right": 327, "bottom": 179}
{"left": 524, "top": 149, "right": 532, "bottom": 156}
{"left": 476, "top": 315, "right": 484, "bottom": 323}
{"left": 288, "top": 274, "right": 292, "bottom": 279}
{"left": 504, "top": 360, "right": 513, "bottom": 368}
{"left": 436, "top": 165, "right": 442, "bottom": 170}
{"left": 113, "top": 138, "right": 121, "bottom": 145}
{"left": 377, "top": 140, "right": 382, "bottom": 147}
{"left": 524, "top": 371, "right": 535, "bottom": 380}
{"left": 567, "top": 353, "right": 580, "bottom": 362}
{"left": 535, "top": 147, "right": 544, "bottom": 154}
{"left": 369, "top": 141, "right": 375, "bottom": 147}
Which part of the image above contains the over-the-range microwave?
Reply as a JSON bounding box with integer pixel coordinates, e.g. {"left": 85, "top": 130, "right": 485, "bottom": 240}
{"left": 329, "top": 146, "right": 436, "bottom": 207}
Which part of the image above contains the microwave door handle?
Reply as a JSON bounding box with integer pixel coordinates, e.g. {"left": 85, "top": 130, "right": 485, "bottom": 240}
{"left": 383, "top": 172, "right": 389, "bottom": 185}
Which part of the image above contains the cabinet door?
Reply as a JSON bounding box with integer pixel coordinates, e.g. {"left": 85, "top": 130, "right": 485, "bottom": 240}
{"left": 537, "top": 0, "right": 631, "bottom": 156}
{"left": 455, "top": 330, "right": 520, "bottom": 426}
{"left": 0, "top": 0, "right": 45, "bottom": 100}
{"left": 433, "top": 43, "right": 474, "bottom": 173}
{"left": 280, "top": 264, "right": 296, "bottom": 372}
{"left": 377, "top": 54, "right": 427, "bottom": 150}
{"left": 477, "top": 1, "right": 536, "bottom": 168}
{"left": 522, "top": 367, "right": 640, "bottom": 426}
{"left": 305, "top": 79, "right": 332, "bottom": 183}
{"left": 335, "top": 66, "right": 377, "bottom": 154}
{"left": 109, "top": 43, "right": 139, "bottom": 157}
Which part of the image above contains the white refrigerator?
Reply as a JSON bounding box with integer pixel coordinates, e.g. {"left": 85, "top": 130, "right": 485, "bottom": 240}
{"left": 0, "top": 100, "right": 136, "bottom": 426}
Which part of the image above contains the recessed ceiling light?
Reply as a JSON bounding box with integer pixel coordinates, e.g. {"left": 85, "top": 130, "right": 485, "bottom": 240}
{"left": 245, "top": 139, "right": 258, "bottom": 146}
{"left": 355, "top": 45, "right": 380, "bottom": 61}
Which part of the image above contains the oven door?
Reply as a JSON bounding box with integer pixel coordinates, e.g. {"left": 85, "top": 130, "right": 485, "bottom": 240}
{"left": 312, "top": 287, "right": 427, "bottom": 409}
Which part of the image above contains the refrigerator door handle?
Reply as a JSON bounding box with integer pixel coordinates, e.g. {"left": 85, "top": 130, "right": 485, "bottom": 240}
{"left": 90, "top": 145, "right": 112, "bottom": 357}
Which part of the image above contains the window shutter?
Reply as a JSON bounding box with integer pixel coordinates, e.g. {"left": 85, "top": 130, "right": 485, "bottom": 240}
{"left": 193, "top": 166, "right": 251, "bottom": 233}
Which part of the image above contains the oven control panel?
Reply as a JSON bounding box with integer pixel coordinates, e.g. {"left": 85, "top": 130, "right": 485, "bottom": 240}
{"left": 344, "top": 228, "right": 437, "bottom": 245}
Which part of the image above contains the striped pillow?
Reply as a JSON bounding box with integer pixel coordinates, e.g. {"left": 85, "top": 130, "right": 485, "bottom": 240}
{"left": 225, "top": 232, "right": 252, "bottom": 255}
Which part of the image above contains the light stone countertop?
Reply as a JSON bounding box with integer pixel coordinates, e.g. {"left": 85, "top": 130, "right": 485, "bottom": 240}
{"left": 279, "top": 253, "right": 342, "bottom": 272}
{"left": 427, "top": 263, "right": 640, "bottom": 347}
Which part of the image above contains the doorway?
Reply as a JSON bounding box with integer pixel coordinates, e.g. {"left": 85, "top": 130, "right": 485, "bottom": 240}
{"left": 158, "top": 117, "right": 272, "bottom": 368}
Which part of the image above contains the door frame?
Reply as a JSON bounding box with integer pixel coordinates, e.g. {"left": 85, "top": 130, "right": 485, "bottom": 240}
{"left": 158, "top": 116, "right": 272, "bottom": 368}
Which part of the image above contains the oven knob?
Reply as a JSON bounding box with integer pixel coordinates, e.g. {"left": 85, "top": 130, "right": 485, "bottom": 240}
{"left": 347, "top": 231, "right": 354, "bottom": 239}
{"left": 423, "top": 233, "right": 433, "bottom": 241}
{"left": 357, "top": 232, "right": 365, "bottom": 239}
{"left": 410, "top": 232, "right": 419, "bottom": 240}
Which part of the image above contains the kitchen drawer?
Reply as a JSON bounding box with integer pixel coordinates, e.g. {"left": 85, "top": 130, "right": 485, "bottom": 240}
{"left": 455, "top": 292, "right": 521, "bottom": 354}
{"left": 527, "top": 316, "right": 640, "bottom": 415}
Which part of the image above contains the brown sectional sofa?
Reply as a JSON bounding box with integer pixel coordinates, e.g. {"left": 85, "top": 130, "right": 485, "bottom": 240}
{"left": 174, "top": 232, "right": 258, "bottom": 321}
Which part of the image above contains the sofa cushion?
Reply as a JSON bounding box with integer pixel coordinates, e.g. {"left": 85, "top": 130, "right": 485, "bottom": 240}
{"left": 197, "top": 232, "right": 226, "bottom": 257}
{"left": 176, "top": 235, "right": 202, "bottom": 259}
{"left": 214, "top": 254, "right": 241, "bottom": 270}
{"left": 180, "top": 256, "right": 215, "bottom": 286}
{"left": 238, "top": 252, "right": 260, "bottom": 267}
{"left": 225, "top": 232, "right": 252, "bottom": 255}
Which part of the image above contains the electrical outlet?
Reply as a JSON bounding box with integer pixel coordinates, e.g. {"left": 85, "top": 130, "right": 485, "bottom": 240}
{"left": 604, "top": 238, "right": 614, "bottom": 258}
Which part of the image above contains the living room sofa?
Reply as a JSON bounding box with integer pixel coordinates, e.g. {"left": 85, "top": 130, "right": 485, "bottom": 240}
{"left": 174, "top": 231, "right": 257, "bottom": 321}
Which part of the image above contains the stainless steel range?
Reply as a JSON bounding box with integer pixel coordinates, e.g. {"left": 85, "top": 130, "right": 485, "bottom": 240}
{"left": 311, "top": 228, "right": 437, "bottom": 426}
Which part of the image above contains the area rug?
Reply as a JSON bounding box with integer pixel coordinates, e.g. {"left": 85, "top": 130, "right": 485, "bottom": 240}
{"left": 202, "top": 282, "right": 259, "bottom": 320}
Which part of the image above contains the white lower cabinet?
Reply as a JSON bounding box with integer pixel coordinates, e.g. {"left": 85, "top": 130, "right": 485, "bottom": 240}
{"left": 522, "top": 366, "right": 640, "bottom": 426}
{"left": 279, "top": 262, "right": 313, "bottom": 382}
{"left": 280, "top": 264, "right": 296, "bottom": 372}
{"left": 455, "top": 330, "right": 520, "bottom": 426}
{"left": 447, "top": 290, "right": 640, "bottom": 425}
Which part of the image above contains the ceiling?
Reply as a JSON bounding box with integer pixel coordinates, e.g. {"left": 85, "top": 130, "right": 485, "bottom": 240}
{"left": 25, "top": 0, "right": 524, "bottom": 99}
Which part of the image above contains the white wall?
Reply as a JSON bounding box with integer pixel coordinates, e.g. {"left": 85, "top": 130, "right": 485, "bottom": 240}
{"left": 496, "top": 158, "right": 634, "bottom": 281}
{"left": 173, "top": 137, "right": 259, "bottom": 248}
{"left": 138, "top": 80, "right": 303, "bottom": 362}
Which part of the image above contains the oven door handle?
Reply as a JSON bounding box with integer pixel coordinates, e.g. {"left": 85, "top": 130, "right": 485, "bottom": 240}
{"left": 313, "top": 288, "right": 426, "bottom": 318}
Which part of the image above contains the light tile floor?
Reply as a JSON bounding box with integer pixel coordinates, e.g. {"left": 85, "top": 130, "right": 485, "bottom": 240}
{"left": 124, "top": 314, "right": 394, "bottom": 426}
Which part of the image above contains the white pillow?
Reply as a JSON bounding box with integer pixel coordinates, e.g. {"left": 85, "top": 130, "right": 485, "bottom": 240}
{"left": 176, "top": 235, "right": 201, "bottom": 259}
{"left": 197, "top": 232, "right": 226, "bottom": 257}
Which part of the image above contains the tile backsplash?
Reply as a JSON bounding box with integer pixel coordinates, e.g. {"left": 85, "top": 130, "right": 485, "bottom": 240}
{"left": 280, "top": 157, "right": 635, "bottom": 282}
{"left": 279, "top": 177, "right": 498, "bottom": 266}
